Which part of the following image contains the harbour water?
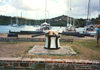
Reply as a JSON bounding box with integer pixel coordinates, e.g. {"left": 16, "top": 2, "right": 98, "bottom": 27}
{"left": 0, "top": 25, "right": 85, "bottom": 33}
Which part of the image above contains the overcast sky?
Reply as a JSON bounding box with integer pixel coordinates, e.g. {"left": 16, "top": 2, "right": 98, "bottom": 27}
{"left": 0, "top": 0, "right": 100, "bottom": 19}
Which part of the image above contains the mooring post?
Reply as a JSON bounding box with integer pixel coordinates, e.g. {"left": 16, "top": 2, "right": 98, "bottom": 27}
{"left": 44, "top": 31, "right": 60, "bottom": 49}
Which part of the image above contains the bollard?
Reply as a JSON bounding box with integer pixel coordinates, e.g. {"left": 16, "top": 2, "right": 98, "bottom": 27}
{"left": 44, "top": 31, "right": 60, "bottom": 49}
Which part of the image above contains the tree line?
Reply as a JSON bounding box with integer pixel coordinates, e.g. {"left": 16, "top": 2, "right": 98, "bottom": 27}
{"left": 0, "top": 15, "right": 100, "bottom": 27}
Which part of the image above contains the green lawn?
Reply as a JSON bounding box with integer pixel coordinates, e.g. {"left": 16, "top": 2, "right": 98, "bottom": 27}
{"left": 73, "top": 40, "right": 100, "bottom": 51}
{"left": 0, "top": 40, "right": 100, "bottom": 60}
{"left": 61, "top": 39, "right": 100, "bottom": 60}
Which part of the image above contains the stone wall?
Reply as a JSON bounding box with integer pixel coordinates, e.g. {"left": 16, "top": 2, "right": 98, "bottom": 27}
{"left": 0, "top": 38, "right": 73, "bottom": 42}
{"left": 0, "top": 58, "right": 100, "bottom": 70}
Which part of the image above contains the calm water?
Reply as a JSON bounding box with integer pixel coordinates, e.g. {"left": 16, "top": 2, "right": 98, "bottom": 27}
{"left": 0, "top": 25, "right": 40, "bottom": 33}
{"left": 0, "top": 25, "right": 84, "bottom": 33}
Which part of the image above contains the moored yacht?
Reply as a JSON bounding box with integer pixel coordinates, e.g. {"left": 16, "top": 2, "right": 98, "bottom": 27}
{"left": 83, "top": 25, "right": 96, "bottom": 36}
{"left": 65, "top": 23, "right": 76, "bottom": 32}
{"left": 40, "top": 22, "right": 50, "bottom": 30}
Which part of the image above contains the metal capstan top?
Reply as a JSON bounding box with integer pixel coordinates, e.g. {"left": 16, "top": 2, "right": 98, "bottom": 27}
{"left": 41, "top": 22, "right": 50, "bottom": 26}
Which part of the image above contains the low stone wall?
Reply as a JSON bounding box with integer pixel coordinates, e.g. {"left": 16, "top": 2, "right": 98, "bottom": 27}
{"left": 0, "top": 33, "right": 8, "bottom": 38}
{"left": 0, "top": 58, "right": 100, "bottom": 70}
{"left": 0, "top": 38, "right": 73, "bottom": 42}
{"left": 0, "top": 38, "right": 45, "bottom": 42}
{"left": 18, "top": 34, "right": 32, "bottom": 38}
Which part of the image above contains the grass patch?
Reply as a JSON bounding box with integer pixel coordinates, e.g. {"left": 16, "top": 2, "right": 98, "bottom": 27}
{"left": 25, "top": 46, "right": 33, "bottom": 54}
{"left": 5, "top": 41, "right": 23, "bottom": 44}
{"left": 60, "top": 40, "right": 100, "bottom": 60}
{"left": 33, "top": 54, "right": 75, "bottom": 56}
{"left": 73, "top": 40, "right": 100, "bottom": 51}
{"left": 72, "top": 46, "right": 80, "bottom": 54}
{"left": 0, "top": 41, "right": 100, "bottom": 60}
{"left": 61, "top": 34, "right": 73, "bottom": 37}
{"left": 90, "top": 55, "right": 100, "bottom": 60}
{"left": 33, "top": 54, "right": 66, "bottom": 56}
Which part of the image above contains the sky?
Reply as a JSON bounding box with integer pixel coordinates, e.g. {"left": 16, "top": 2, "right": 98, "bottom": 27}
{"left": 0, "top": 0, "right": 100, "bottom": 19}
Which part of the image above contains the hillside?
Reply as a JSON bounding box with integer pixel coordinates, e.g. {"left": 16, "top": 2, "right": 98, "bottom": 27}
{"left": 0, "top": 15, "right": 98, "bottom": 27}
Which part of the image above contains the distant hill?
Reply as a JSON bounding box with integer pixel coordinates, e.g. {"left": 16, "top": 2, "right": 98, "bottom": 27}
{"left": 0, "top": 15, "right": 96, "bottom": 27}
{"left": 50, "top": 15, "right": 73, "bottom": 26}
{"left": 0, "top": 15, "right": 74, "bottom": 26}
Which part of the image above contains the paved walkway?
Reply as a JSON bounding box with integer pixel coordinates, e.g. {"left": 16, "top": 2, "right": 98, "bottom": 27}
{"left": 28, "top": 45, "right": 76, "bottom": 56}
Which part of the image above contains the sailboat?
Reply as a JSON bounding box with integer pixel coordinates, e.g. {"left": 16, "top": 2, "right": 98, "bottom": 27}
{"left": 83, "top": 0, "right": 96, "bottom": 36}
{"left": 10, "top": 16, "right": 19, "bottom": 27}
{"left": 12, "top": 17, "right": 19, "bottom": 27}
{"left": 40, "top": 0, "right": 50, "bottom": 31}
{"left": 65, "top": 18, "right": 76, "bottom": 32}
{"left": 62, "top": 0, "right": 80, "bottom": 36}
{"left": 64, "top": 0, "right": 76, "bottom": 33}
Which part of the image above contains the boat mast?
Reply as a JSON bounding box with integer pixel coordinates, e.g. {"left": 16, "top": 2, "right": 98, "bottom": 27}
{"left": 66, "top": 0, "right": 69, "bottom": 27}
{"left": 16, "top": 11, "right": 19, "bottom": 25}
{"left": 20, "top": 11, "right": 22, "bottom": 25}
{"left": 10, "top": 17, "right": 13, "bottom": 24}
{"left": 87, "top": 0, "right": 91, "bottom": 25}
{"left": 99, "top": 0, "right": 100, "bottom": 15}
{"left": 45, "top": 0, "right": 47, "bottom": 23}
{"left": 99, "top": 0, "right": 100, "bottom": 6}
{"left": 16, "top": 17, "right": 18, "bottom": 24}
{"left": 69, "top": 0, "right": 72, "bottom": 25}
{"left": 21, "top": 12, "right": 22, "bottom": 18}
{"left": 66, "top": 0, "right": 71, "bottom": 27}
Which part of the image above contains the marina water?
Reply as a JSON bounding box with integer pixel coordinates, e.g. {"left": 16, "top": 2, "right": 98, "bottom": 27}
{"left": 0, "top": 25, "right": 85, "bottom": 33}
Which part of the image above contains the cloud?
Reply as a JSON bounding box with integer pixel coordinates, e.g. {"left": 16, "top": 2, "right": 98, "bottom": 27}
{"left": 0, "top": 4, "right": 17, "bottom": 16}
{"left": 0, "top": 0, "right": 99, "bottom": 19}
{"left": 9, "top": 0, "right": 67, "bottom": 19}
{"left": 69, "top": 0, "right": 100, "bottom": 19}
{"left": 10, "top": 0, "right": 46, "bottom": 10}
